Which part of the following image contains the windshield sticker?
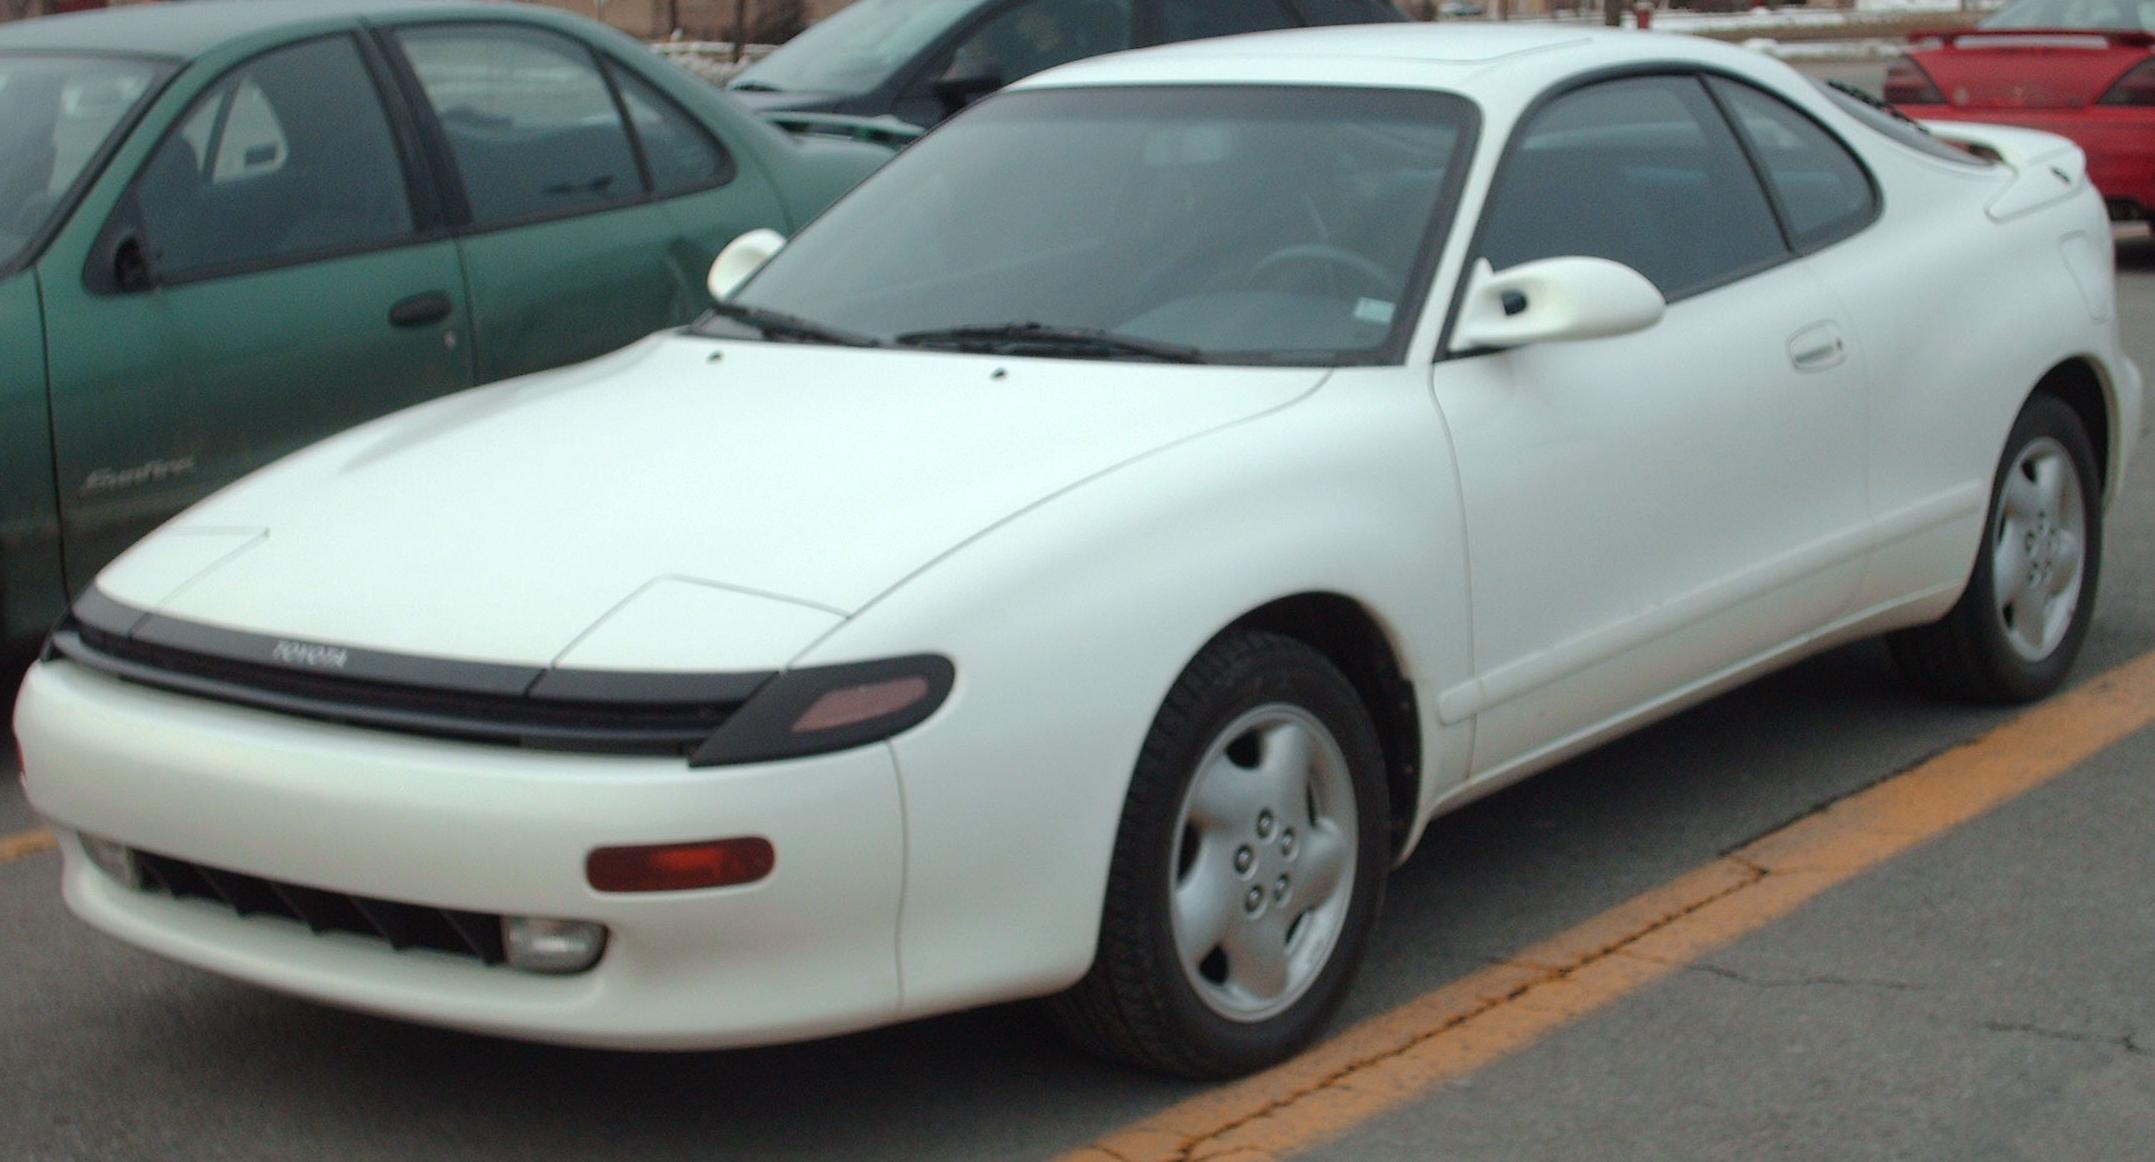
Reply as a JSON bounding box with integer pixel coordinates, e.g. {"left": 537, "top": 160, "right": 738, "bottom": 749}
{"left": 1355, "top": 298, "right": 1397, "bottom": 326}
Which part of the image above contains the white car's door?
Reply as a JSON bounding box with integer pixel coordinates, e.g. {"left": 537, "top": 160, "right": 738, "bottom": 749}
{"left": 1431, "top": 74, "right": 1875, "bottom": 780}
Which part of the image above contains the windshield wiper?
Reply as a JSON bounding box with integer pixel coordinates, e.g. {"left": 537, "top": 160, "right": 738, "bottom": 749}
{"left": 893, "top": 322, "right": 1207, "bottom": 364}
{"left": 704, "top": 302, "right": 882, "bottom": 348}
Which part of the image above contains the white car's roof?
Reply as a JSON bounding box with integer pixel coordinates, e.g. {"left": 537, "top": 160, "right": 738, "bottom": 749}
{"left": 1013, "top": 26, "right": 1781, "bottom": 107}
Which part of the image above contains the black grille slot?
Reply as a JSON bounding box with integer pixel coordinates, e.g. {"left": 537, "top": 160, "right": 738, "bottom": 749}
{"left": 133, "top": 851, "right": 508, "bottom": 966}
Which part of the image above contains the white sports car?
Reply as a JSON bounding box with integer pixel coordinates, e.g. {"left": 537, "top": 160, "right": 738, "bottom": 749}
{"left": 14, "top": 25, "right": 2143, "bottom": 1077}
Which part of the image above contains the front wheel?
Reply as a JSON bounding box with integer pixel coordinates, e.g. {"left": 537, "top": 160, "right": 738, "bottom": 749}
{"left": 1047, "top": 630, "right": 1389, "bottom": 1078}
{"left": 1888, "top": 393, "right": 2102, "bottom": 702}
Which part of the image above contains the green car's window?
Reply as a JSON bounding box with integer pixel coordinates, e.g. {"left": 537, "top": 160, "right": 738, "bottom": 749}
{"left": 397, "top": 25, "right": 643, "bottom": 226}
{"left": 135, "top": 36, "right": 414, "bottom": 280}
{"left": 609, "top": 66, "right": 733, "bottom": 195}
{"left": 0, "top": 53, "right": 163, "bottom": 270}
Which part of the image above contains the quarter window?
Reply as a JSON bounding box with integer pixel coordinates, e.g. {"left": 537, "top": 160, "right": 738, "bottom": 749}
{"left": 609, "top": 66, "right": 733, "bottom": 195}
{"left": 1710, "top": 78, "right": 1874, "bottom": 251}
{"left": 134, "top": 37, "right": 413, "bottom": 279}
{"left": 397, "top": 25, "right": 643, "bottom": 226}
{"left": 1477, "top": 75, "right": 1786, "bottom": 300}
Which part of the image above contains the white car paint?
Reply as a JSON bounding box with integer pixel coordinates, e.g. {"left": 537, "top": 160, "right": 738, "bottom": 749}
{"left": 14, "top": 25, "right": 2142, "bottom": 1050}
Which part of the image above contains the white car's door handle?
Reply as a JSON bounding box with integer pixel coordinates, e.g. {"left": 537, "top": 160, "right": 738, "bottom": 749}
{"left": 1789, "top": 323, "right": 1847, "bottom": 372}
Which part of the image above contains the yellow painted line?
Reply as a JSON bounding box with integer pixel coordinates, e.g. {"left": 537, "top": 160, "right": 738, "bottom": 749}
{"left": 0, "top": 827, "right": 56, "bottom": 864}
{"left": 1063, "top": 649, "right": 2155, "bottom": 1162}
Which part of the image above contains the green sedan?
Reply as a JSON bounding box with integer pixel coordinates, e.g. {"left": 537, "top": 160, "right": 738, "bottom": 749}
{"left": 0, "top": 0, "right": 888, "bottom": 658}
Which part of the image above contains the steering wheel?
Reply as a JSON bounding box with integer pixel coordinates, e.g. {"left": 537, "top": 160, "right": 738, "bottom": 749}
{"left": 1244, "top": 244, "right": 1397, "bottom": 300}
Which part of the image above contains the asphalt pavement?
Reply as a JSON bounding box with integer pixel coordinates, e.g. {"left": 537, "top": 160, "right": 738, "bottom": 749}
{"left": 6, "top": 150, "right": 2154, "bottom": 1162}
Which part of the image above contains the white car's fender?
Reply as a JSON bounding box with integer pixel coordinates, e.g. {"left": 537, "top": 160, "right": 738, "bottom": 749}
{"left": 787, "top": 367, "right": 1476, "bottom": 1020}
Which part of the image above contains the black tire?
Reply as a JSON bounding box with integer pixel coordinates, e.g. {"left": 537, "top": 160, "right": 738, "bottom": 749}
{"left": 1046, "top": 630, "right": 1389, "bottom": 1078}
{"left": 1887, "top": 393, "right": 2102, "bottom": 703}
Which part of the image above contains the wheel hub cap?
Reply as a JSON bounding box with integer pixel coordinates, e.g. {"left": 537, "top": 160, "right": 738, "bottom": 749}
{"left": 1170, "top": 705, "right": 1358, "bottom": 1023}
{"left": 1991, "top": 436, "right": 2087, "bottom": 663}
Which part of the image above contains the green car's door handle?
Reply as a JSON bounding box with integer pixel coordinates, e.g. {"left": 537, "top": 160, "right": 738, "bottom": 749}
{"left": 389, "top": 293, "right": 454, "bottom": 329}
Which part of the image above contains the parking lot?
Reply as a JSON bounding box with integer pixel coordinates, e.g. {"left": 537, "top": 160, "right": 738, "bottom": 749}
{"left": 7, "top": 69, "right": 2155, "bottom": 1162}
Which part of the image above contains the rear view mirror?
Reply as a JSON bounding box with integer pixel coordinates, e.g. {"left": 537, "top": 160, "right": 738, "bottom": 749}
{"left": 707, "top": 228, "right": 786, "bottom": 302}
{"left": 1449, "top": 256, "right": 1665, "bottom": 353}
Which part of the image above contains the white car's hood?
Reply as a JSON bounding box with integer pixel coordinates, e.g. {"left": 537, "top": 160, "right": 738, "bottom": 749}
{"left": 96, "top": 334, "right": 1324, "bottom": 668}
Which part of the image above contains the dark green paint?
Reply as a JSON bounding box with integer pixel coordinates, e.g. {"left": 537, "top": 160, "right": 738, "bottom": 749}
{"left": 0, "top": 2, "right": 889, "bottom": 657}
{"left": 0, "top": 272, "right": 66, "bottom": 650}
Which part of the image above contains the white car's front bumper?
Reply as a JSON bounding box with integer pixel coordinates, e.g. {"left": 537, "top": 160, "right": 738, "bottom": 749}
{"left": 15, "top": 659, "right": 906, "bottom": 1050}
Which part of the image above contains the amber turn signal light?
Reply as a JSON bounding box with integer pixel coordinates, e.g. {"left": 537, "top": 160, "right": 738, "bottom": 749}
{"left": 586, "top": 837, "right": 776, "bottom": 893}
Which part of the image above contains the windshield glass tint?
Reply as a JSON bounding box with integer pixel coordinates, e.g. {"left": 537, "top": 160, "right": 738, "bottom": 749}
{"left": 731, "top": 86, "right": 1471, "bottom": 364}
{"left": 732, "top": 0, "right": 979, "bottom": 95}
{"left": 1982, "top": 0, "right": 2155, "bottom": 30}
{"left": 0, "top": 53, "right": 163, "bottom": 268}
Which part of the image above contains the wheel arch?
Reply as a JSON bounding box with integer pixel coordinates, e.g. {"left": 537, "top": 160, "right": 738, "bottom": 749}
{"left": 2031, "top": 356, "right": 2114, "bottom": 503}
{"left": 1225, "top": 592, "right": 1422, "bottom": 860}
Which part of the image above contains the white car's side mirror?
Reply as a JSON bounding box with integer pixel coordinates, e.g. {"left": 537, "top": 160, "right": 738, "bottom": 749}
{"left": 707, "top": 228, "right": 787, "bottom": 302}
{"left": 1449, "top": 256, "right": 1665, "bottom": 353}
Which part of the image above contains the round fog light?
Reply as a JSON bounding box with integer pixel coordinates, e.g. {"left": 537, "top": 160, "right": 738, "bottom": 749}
{"left": 502, "top": 916, "right": 607, "bottom": 974}
{"left": 79, "top": 833, "right": 141, "bottom": 889}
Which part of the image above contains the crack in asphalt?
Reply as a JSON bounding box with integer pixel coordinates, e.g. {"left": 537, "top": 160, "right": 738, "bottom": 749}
{"left": 1983, "top": 1021, "right": 2151, "bottom": 1058}
{"left": 1714, "top": 745, "right": 1956, "bottom": 861}
{"left": 1169, "top": 860, "right": 1770, "bottom": 1161}
{"left": 1683, "top": 963, "right": 1930, "bottom": 992}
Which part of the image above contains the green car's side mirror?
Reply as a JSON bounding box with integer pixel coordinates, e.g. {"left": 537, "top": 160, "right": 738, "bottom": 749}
{"left": 112, "top": 229, "right": 155, "bottom": 293}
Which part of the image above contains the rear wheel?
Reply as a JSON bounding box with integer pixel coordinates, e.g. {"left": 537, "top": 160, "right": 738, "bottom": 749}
{"left": 1888, "top": 393, "right": 2102, "bottom": 702}
{"left": 1047, "top": 630, "right": 1389, "bottom": 1078}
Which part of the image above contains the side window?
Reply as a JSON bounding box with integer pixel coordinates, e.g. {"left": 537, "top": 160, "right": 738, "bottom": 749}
{"left": 1709, "top": 78, "right": 1875, "bottom": 251}
{"left": 206, "top": 81, "right": 288, "bottom": 182}
{"left": 608, "top": 66, "right": 734, "bottom": 195}
{"left": 1478, "top": 75, "right": 1785, "bottom": 300}
{"left": 397, "top": 25, "right": 644, "bottom": 226}
{"left": 942, "top": 0, "right": 1133, "bottom": 86}
{"left": 134, "top": 37, "right": 413, "bottom": 279}
{"left": 1160, "top": 0, "right": 1298, "bottom": 40}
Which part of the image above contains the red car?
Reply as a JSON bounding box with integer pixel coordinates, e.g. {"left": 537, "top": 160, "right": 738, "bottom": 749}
{"left": 1889, "top": 0, "right": 2155, "bottom": 229}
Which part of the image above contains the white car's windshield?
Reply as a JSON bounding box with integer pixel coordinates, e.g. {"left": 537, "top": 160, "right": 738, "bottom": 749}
{"left": 731, "top": 0, "right": 980, "bottom": 95}
{"left": 1982, "top": 0, "right": 2155, "bottom": 30}
{"left": 0, "top": 53, "right": 164, "bottom": 270}
{"left": 722, "top": 85, "right": 1474, "bottom": 365}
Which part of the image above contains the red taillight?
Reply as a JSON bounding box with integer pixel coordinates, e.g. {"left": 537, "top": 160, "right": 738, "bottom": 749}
{"left": 1884, "top": 54, "right": 1947, "bottom": 105}
{"left": 586, "top": 837, "right": 776, "bottom": 893}
{"left": 2098, "top": 59, "right": 2155, "bottom": 106}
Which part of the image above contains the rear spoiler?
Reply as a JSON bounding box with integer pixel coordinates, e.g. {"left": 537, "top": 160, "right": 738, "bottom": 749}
{"left": 1919, "top": 120, "right": 2090, "bottom": 221}
{"left": 762, "top": 112, "right": 925, "bottom": 149}
{"left": 1908, "top": 27, "right": 2155, "bottom": 49}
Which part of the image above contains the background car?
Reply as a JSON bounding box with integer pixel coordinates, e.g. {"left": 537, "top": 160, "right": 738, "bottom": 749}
{"left": 14, "top": 26, "right": 2141, "bottom": 1079}
{"left": 725, "top": 0, "right": 1405, "bottom": 131}
{"left": 1888, "top": 0, "right": 2155, "bottom": 228}
{"left": 0, "top": 0, "right": 889, "bottom": 661}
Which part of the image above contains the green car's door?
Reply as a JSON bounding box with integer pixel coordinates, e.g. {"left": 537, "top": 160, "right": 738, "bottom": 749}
{"left": 387, "top": 21, "right": 783, "bottom": 384}
{"left": 41, "top": 33, "right": 472, "bottom": 586}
